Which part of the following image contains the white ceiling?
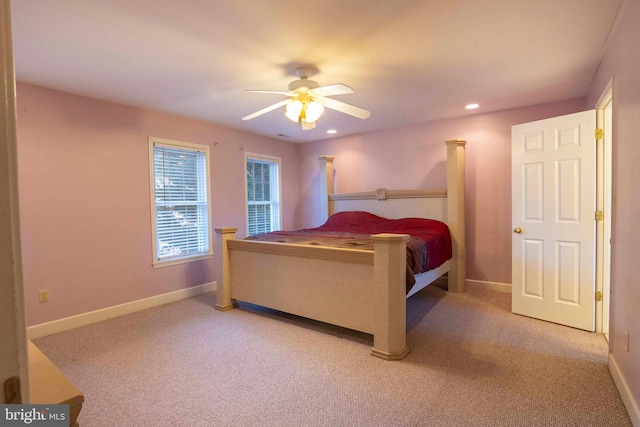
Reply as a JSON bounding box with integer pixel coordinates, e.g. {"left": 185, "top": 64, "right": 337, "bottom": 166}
{"left": 10, "top": 0, "right": 624, "bottom": 143}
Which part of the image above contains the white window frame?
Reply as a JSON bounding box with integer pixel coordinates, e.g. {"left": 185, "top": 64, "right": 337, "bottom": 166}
{"left": 148, "top": 137, "right": 213, "bottom": 267}
{"left": 244, "top": 152, "right": 282, "bottom": 236}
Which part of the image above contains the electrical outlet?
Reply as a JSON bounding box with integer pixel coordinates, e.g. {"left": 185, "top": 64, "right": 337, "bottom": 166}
{"left": 625, "top": 331, "right": 630, "bottom": 352}
{"left": 39, "top": 289, "right": 49, "bottom": 303}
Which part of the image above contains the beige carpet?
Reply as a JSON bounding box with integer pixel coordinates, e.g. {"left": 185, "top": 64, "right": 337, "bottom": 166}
{"left": 33, "top": 286, "right": 631, "bottom": 426}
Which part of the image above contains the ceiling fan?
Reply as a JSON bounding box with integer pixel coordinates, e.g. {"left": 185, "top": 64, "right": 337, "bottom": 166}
{"left": 242, "top": 67, "right": 371, "bottom": 130}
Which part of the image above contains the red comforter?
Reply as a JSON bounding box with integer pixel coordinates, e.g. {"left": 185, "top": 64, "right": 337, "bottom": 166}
{"left": 309, "top": 211, "right": 452, "bottom": 271}
{"left": 246, "top": 211, "right": 452, "bottom": 288}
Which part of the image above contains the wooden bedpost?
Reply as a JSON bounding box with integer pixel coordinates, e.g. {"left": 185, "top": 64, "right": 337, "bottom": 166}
{"left": 445, "top": 139, "right": 467, "bottom": 293}
{"left": 370, "top": 233, "right": 411, "bottom": 360}
{"left": 214, "top": 227, "right": 239, "bottom": 311}
{"left": 319, "top": 156, "right": 334, "bottom": 224}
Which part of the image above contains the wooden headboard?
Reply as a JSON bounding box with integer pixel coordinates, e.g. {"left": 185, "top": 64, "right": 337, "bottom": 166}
{"left": 318, "top": 139, "right": 467, "bottom": 292}
{"left": 329, "top": 189, "right": 447, "bottom": 221}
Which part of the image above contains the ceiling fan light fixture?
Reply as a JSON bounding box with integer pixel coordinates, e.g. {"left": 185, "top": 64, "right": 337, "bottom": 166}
{"left": 304, "top": 101, "right": 324, "bottom": 123}
{"left": 285, "top": 98, "right": 324, "bottom": 125}
{"left": 285, "top": 100, "right": 303, "bottom": 122}
{"left": 244, "top": 66, "right": 370, "bottom": 129}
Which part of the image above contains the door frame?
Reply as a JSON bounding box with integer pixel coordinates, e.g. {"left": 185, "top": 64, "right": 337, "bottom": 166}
{"left": 0, "top": 0, "right": 30, "bottom": 403}
{"left": 595, "top": 77, "right": 614, "bottom": 336}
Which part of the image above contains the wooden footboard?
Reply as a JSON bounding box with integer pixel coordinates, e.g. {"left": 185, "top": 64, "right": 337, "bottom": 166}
{"left": 215, "top": 228, "right": 411, "bottom": 360}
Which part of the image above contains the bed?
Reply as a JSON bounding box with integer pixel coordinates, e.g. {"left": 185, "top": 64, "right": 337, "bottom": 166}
{"left": 214, "top": 139, "right": 466, "bottom": 360}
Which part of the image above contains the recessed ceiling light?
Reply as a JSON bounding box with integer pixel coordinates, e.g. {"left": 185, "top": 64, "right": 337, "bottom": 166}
{"left": 465, "top": 103, "right": 479, "bottom": 110}
{"left": 327, "top": 129, "right": 337, "bottom": 134}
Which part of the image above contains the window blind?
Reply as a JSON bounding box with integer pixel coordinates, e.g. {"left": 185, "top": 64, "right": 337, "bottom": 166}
{"left": 246, "top": 157, "right": 280, "bottom": 235}
{"left": 153, "top": 144, "right": 209, "bottom": 261}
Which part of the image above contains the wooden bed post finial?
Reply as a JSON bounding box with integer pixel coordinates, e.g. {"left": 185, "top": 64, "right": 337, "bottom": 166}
{"left": 319, "top": 156, "right": 335, "bottom": 224}
{"left": 445, "top": 140, "right": 466, "bottom": 293}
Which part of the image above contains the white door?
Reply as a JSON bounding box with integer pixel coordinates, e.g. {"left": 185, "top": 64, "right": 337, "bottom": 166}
{"left": 512, "top": 110, "right": 596, "bottom": 331}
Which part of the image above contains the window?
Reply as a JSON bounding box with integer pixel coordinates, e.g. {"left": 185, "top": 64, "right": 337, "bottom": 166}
{"left": 245, "top": 153, "right": 281, "bottom": 235}
{"left": 149, "top": 137, "right": 212, "bottom": 266}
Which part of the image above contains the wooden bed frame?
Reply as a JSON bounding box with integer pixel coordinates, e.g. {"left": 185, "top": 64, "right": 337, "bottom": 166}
{"left": 214, "top": 139, "right": 466, "bottom": 360}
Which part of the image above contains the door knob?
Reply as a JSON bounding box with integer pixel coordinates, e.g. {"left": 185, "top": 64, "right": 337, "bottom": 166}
{"left": 513, "top": 227, "right": 523, "bottom": 234}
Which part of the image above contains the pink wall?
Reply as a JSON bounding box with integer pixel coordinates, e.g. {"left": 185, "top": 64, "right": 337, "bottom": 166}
{"left": 297, "top": 98, "right": 586, "bottom": 285}
{"left": 587, "top": 0, "right": 640, "bottom": 415}
{"left": 17, "top": 83, "right": 299, "bottom": 325}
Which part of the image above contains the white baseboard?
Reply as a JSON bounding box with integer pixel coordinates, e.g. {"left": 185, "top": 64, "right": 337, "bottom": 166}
{"left": 28, "top": 282, "right": 216, "bottom": 340}
{"left": 466, "top": 279, "right": 512, "bottom": 293}
{"left": 609, "top": 352, "right": 640, "bottom": 426}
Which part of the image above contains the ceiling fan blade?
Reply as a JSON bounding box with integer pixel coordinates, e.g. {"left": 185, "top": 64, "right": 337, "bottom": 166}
{"left": 311, "top": 84, "right": 354, "bottom": 97}
{"left": 245, "top": 90, "right": 294, "bottom": 96}
{"left": 242, "top": 99, "right": 290, "bottom": 121}
{"left": 322, "top": 97, "right": 371, "bottom": 120}
{"left": 301, "top": 120, "right": 316, "bottom": 131}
